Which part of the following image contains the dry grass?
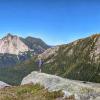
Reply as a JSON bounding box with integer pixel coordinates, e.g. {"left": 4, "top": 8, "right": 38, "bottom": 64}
{"left": 0, "top": 84, "right": 66, "bottom": 100}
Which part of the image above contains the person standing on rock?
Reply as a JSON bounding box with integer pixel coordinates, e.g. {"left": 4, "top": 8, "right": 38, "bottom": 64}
{"left": 38, "top": 57, "right": 43, "bottom": 72}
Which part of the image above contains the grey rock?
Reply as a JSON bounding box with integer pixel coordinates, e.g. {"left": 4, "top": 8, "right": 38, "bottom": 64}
{"left": 0, "top": 81, "right": 10, "bottom": 89}
{"left": 21, "top": 71, "right": 100, "bottom": 100}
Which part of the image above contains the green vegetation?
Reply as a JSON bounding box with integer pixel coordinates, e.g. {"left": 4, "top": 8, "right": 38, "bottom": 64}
{"left": 0, "top": 57, "right": 38, "bottom": 85}
{"left": 42, "top": 35, "right": 100, "bottom": 83}
{"left": 0, "top": 34, "right": 100, "bottom": 85}
{"left": 0, "top": 84, "right": 64, "bottom": 100}
{"left": 0, "top": 34, "right": 50, "bottom": 67}
{"left": 21, "top": 36, "right": 50, "bottom": 53}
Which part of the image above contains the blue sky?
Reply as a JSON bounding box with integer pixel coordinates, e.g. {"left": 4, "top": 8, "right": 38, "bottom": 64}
{"left": 0, "top": 0, "right": 100, "bottom": 45}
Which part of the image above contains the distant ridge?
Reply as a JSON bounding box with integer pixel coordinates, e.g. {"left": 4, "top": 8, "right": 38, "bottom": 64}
{"left": 0, "top": 33, "right": 50, "bottom": 67}
{"left": 0, "top": 33, "right": 30, "bottom": 55}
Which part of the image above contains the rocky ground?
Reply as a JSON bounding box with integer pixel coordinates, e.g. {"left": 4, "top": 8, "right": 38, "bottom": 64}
{"left": 21, "top": 71, "right": 100, "bottom": 100}
{"left": 0, "top": 72, "right": 100, "bottom": 100}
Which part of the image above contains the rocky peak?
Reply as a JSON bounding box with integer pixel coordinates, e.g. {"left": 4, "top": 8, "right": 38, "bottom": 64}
{"left": 6, "top": 33, "right": 13, "bottom": 37}
{"left": 0, "top": 33, "right": 30, "bottom": 55}
{"left": 3, "top": 33, "right": 15, "bottom": 39}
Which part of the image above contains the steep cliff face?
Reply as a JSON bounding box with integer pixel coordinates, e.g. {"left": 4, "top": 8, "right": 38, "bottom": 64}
{"left": 0, "top": 34, "right": 30, "bottom": 55}
{"left": 0, "top": 33, "right": 49, "bottom": 67}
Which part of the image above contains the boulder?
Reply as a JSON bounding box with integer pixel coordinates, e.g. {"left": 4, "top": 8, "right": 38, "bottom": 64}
{"left": 21, "top": 71, "right": 100, "bottom": 100}
{"left": 0, "top": 81, "right": 10, "bottom": 89}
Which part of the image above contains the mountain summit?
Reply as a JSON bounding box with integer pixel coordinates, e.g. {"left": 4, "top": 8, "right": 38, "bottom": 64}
{"left": 0, "top": 33, "right": 49, "bottom": 55}
{"left": 0, "top": 33, "right": 49, "bottom": 67}
{"left": 0, "top": 33, "right": 30, "bottom": 55}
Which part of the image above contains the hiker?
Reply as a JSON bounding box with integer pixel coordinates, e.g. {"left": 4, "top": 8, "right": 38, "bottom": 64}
{"left": 38, "top": 57, "right": 43, "bottom": 72}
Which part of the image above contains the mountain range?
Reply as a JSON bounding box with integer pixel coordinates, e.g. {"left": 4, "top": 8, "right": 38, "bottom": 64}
{"left": 0, "top": 33, "right": 100, "bottom": 100}
{"left": 0, "top": 33, "right": 100, "bottom": 85}
{"left": 0, "top": 33, "right": 50, "bottom": 67}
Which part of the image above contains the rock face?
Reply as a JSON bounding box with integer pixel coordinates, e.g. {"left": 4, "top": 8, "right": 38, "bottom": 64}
{"left": 21, "top": 71, "right": 100, "bottom": 100}
{"left": 38, "top": 46, "right": 59, "bottom": 59}
{"left": 0, "top": 81, "right": 10, "bottom": 89}
{"left": 0, "top": 33, "right": 49, "bottom": 67}
{"left": 0, "top": 33, "right": 50, "bottom": 56}
{"left": 0, "top": 34, "right": 30, "bottom": 55}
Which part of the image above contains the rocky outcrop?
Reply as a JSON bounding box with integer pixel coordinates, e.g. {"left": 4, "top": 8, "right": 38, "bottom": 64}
{"left": 38, "top": 46, "right": 59, "bottom": 60}
{"left": 0, "top": 34, "right": 30, "bottom": 55}
{"left": 21, "top": 71, "right": 100, "bottom": 100}
{"left": 0, "top": 33, "right": 50, "bottom": 67}
{"left": 0, "top": 33, "right": 50, "bottom": 55}
{"left": 38, "top": 46, "right": 59, "bottom": 63}
{"left": 0, "top": 81, "right": 10, "bottom": 89}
